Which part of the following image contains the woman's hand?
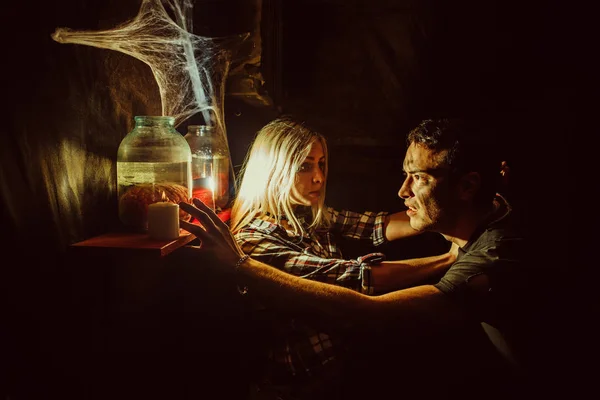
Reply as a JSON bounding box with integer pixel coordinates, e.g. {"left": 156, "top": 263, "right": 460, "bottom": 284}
{"left": 179, "top": 198, "right": 246, "bottom": 272}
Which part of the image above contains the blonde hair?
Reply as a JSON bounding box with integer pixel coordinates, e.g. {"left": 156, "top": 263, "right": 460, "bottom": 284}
{"left": 230, "top": 117, "right": 330, "bottom": 236}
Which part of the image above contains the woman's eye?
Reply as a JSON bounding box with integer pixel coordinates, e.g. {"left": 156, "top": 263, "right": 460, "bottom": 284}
{"left": 318, "top": 161, "right": 326, "bottom": 172}
{"left": 298, "top": 163, "right": 312, "bottom": 172}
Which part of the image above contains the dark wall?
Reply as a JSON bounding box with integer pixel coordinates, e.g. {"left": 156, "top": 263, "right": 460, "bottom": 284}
{"left": 277, "top": 0, "right": 564, "bottom": 212}
{"left": 275, "top": 0, "right": 574, "bottom": 262}
{"left": 1, "top": 1, "right": 275, "bottom": 398}
{"left": 2, "top": 0, "right": 577, "bottom": 399}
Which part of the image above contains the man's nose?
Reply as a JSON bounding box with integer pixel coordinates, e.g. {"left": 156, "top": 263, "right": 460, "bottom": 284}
{"left": 398, "top": 177, "right": 411, "bottom": 199}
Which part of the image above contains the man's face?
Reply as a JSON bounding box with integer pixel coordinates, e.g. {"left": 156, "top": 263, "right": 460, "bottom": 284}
{"left": 291, "top": 140, "right": 326, "bottom": 206}
{"left": 398, "top": 142, "right": 456, "bottom": 232}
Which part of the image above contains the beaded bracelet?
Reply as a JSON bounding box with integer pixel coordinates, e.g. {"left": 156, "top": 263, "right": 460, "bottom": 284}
{"left": 235, "top": 254, "right": 250, "bottom": 271}
{"left": 235, "top": 254, "right": 250, "bottom": 295}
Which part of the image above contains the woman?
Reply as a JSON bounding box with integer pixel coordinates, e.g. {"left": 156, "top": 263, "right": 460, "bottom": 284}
{"left": 230, "top": 116, "right": 457, "bottom": 399}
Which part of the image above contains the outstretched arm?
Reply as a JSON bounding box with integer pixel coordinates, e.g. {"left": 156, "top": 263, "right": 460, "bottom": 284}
{"left": 327, "top": 208, "right": 420, "bottom": 244}
{"left": 179, "top": 199, "right": 465, "bottom": 328}
{"left": 238, "top": 234, "right": 378, "bottom": 293}
{"left": 372, "top": 242, "right": 458, "bottom": 293}
{"left": 326, "top": 207, "right": 456, "bottom": 291}
{"left": 236, "top": 227, "right": 457, "bottom": 295}
{"left": 238, "top": 257, "right": 459, "bottom": 326}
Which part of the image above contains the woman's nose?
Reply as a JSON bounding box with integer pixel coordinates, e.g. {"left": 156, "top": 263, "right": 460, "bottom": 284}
{"left": 313, "top": 169, "right": 324, "bottom": 183}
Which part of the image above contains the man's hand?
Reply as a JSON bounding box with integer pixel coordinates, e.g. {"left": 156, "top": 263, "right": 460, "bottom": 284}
{"left": 448, "top": 241, "right": 459, "bottom": 262}
{"left": 179, "top": 198, "right": 246, "bottom": 272}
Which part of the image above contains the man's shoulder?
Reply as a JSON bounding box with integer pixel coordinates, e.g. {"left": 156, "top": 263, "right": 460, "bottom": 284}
{"left": 484, "top": 217, "right": 524, "bottom": 242}
{"left": 466, "top": 221, "right": 525, "bottom": 265}
{"left": 471, "top": 200, "right": 526, "bottom": 250}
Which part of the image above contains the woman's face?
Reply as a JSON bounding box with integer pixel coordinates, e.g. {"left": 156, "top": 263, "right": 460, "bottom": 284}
{"left": 291, "top": 140, "right": 326, "bottom": 206}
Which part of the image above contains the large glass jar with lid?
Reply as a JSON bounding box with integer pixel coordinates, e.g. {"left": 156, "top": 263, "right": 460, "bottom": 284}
{"left": 183, "top": 125, "right": 230, "bottom": 209}
{"left": 117, "top": 116, "right": 192, "bottom": 232}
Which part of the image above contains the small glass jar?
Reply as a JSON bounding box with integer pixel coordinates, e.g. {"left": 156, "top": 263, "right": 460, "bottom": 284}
{"left": 117, "top": 116, "right": 192, "bottom": 232}
{"left": 184, "top": 125, "right": 230, "bottom": 209}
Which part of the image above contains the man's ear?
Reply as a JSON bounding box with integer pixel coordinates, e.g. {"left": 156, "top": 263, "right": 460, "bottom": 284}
{"left": 457, "top": 172, "right": 481, "bottom": 201}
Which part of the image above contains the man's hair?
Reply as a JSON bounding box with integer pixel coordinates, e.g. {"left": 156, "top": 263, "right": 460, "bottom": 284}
{"left": 407, "top": 118, "right": 503, "bottom": 205}
{"left": 230, "top": 116, "right": 330, "bottom": 235}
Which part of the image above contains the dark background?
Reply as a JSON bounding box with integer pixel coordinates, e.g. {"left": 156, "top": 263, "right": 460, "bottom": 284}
{"left": 2, "top": 0, "right": 579, "bottom": 399}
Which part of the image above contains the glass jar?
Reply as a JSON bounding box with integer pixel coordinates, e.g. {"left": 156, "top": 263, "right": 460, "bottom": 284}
{"left": 117, "top": 116, "right": 192, "bottom": 232}
{"left": 183, "top": 125, "right": 230, "bottom": 209}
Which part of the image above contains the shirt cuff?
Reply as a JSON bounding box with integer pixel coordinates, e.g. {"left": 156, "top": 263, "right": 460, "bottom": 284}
{"left": 371, "top": 212, "right": 389, "bottom": 246}
{"left": 357, "top": 252, "right": 386, "bottom": 295}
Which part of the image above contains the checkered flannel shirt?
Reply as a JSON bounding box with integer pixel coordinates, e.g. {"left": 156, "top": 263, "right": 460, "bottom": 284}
{"left": 234, "top": 207, "right": 388, "bottom": 382}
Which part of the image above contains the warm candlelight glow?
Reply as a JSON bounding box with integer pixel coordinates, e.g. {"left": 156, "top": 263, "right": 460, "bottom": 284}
{"left": 207, "top": 177, "right": 216, "bottom": 210}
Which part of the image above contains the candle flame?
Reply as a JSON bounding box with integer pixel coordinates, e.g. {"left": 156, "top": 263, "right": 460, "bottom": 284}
{"left": 207, "top": 177, "right": 216, "bottom": 210}
{"left": 161, "top": 190, "right": 168, "bottom": 202}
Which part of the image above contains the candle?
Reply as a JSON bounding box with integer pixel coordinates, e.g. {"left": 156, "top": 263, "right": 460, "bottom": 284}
{"left": 147, "top": 201, "right": 180, "bottom": 240}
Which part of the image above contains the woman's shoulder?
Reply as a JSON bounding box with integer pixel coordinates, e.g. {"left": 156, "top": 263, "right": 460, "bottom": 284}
{"left": 234, "top": 216, "right": 293, "bottom": 239}
{"left": 236, "top": 217, "right": 276, "bottom": 233}
{"left": 234, "top": 217, "right": 307, "bottom": 253}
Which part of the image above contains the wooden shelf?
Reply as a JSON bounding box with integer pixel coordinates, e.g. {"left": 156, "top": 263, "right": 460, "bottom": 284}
{"left": 70, "top": 231, "right": 197, "bottom": 257}
{"left": 69, "top": 208, "right": 231, "bottom": 258}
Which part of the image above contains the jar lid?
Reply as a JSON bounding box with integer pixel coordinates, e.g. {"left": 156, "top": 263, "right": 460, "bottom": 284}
{"left": 134, "top": 116, "right": 176, "bottom": 125}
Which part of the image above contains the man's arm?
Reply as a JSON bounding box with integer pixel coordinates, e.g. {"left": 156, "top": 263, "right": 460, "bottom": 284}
{"left": 237, "top": 229, "right": 457, "bottom": 294}
{"left": 237, "top": 256, "right": 465, "bottom": 328}
{"left": 372, "top": 248, "right": 456, "bottom": 293}
{"left": 178, "top": 199, "right": 466, "bottom": 329}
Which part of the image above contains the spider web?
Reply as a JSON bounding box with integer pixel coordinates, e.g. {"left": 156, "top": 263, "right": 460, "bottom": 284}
{"left": 51, "top": 0, "right": 248, "bottom": 132}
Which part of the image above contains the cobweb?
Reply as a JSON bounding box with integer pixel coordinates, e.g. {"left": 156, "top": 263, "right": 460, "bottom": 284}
{"left": 51, "top": 0, "right": 248, "bottom": 132}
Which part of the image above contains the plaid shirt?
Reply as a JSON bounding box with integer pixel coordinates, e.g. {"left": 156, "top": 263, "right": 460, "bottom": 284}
{"left": 235, "top": 206, "right": 388, "bottom": 384}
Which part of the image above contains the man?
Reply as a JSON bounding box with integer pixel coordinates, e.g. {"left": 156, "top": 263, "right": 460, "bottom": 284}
{"left": 179, "top": 118, "right": 531, "bottom": 398}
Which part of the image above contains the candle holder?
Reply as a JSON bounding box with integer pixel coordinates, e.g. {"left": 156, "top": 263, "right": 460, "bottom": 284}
{"left": 183, "top": 125, "right": 231, "bottom": 210}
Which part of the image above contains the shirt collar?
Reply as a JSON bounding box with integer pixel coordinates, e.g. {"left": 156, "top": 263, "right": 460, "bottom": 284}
{"left": 488, "top": 193, "right": 512, "bottom": 227}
